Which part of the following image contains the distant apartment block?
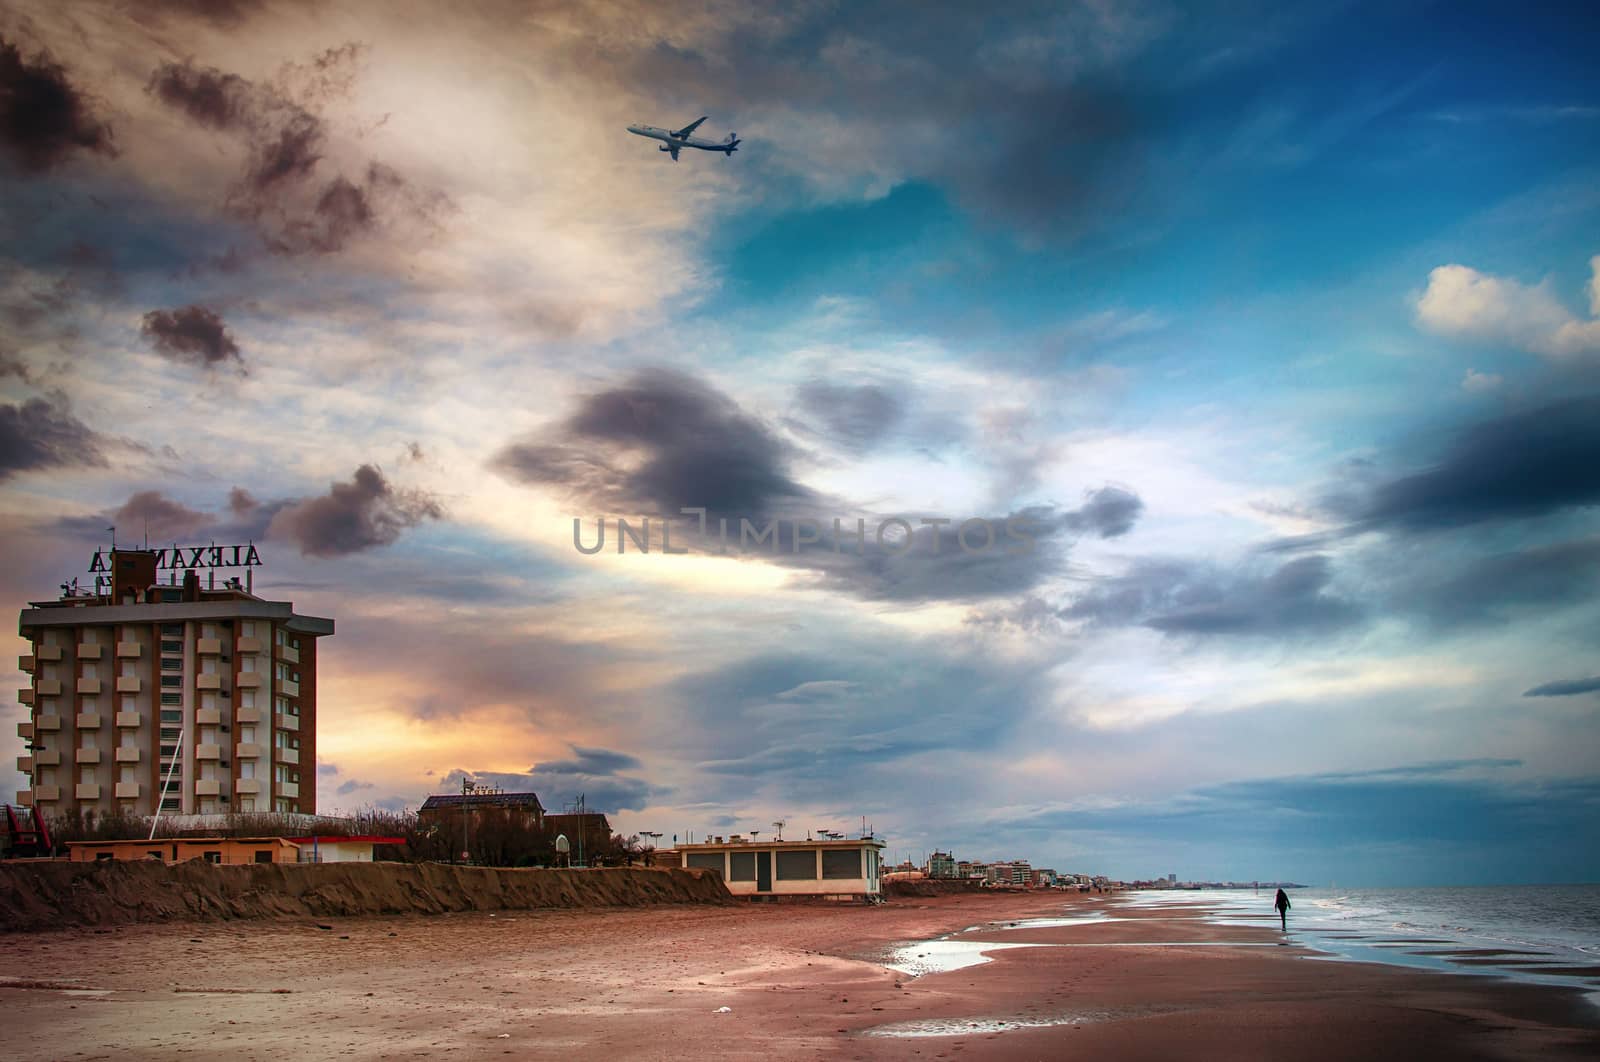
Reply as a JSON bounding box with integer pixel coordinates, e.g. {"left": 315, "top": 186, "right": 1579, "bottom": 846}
{"left": 15, "top": 547, "right": 332, "bottom": 817}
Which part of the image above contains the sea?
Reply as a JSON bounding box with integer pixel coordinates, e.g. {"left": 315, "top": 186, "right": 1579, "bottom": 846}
{"left": 1125, "top": 884, "right": 1600, "bottom": 1001}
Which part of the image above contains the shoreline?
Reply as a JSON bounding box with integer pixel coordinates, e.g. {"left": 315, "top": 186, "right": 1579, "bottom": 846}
{"left": 2, "top": 889, "right": 1596, "bottom": 1059}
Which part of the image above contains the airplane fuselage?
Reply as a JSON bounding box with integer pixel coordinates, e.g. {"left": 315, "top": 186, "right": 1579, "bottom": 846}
{"left": 627, "top": 123, "right": 740, "bottom": 158}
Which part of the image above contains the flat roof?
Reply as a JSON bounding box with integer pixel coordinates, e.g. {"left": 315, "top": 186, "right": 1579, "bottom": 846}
{"left": 679, "top": 838, "right": 884, "bottom": 850}
{"left": 20, "top": 599, "right": 333, "bottom": 635}
{"left": 67, "top": 837, "right": 301, "bottom": 847}
{"left": 288, "top": 836, "right": 405, "bottom": 845}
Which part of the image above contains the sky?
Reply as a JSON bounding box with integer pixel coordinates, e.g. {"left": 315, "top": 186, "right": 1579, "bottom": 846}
{"left": 2, "top": 0, "right": 1598, "bottom": 887}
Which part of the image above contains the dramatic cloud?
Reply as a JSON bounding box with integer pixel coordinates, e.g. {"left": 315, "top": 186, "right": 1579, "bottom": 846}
{"left": 1523, "top": 677, "right": 1600, "bottom": 698}
{"left": 1339, "top": 397, "right": 1600, "bottom": 532}
{"left": 439, "top": 744, "right": 654, "bottom": 814}
{"left": 1060, "top": 485, "right": 1143, "bottom": 538}
{"left": 0, "top": 36, "right": 115, "bottom": 172}
{"left": 1415, "top": 258, "right": 1600, "bottom": 360}
{"left": 1063, "top": 554, "right": 1361, "bottom": 637}
{"left": 146, "top": 55, "right": 447, "bottom": 256}
{"left": 268, "top": 464, "right": 444, "bottom": 556}
{"left": 0, "top": 394, "right": 105, "bottom": 480}
{"left": 794, "top": 380, "right": 905, "bottom": 449}
{"left": 336, "top": 778, "right": 375, "bottom": 796}
{"left": 496, "top": 368, "right": 813, "bottom": 520}
{"left": 140, "top": 305, "right": 244, "bottom": 371}
{"left": 1406, "top": 537, "right": 1600, "bottom": 630}
{"left": 109, "top": 490, "right": 214, "bottom": 540}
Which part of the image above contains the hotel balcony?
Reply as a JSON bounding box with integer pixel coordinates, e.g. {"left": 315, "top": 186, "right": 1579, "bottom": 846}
{"left": 15, "top": 789, "right": 32, "bottom": 805}
{"left": 116, "top": 676, "right": 141, "bottom": 693}
{"left": 195, "top": 743, "right": 222, "bottom": 761}
{"left": 115, "top": 782, "right": 140, "bottom": 799}
{"left": 196, "top": 708, "right": 222, "bottom": 726}
{"left": 33, "top": 748, "right": 60, "bottom": 766}
{"left": 17, "top": 688, "right": 33, "bottom": 706}
{"left": 197, "top": 674, "right": 229, "bottom": 692}
{"left": 33, "top": 785, "right": 60, "bottom": 802}
{"left": 236, "top": 778, "right": 261, "bottom": 795}
{"left": 279, "top": 678, "right": 300, "bottom": 697}
{"left": 36, "top": 714, "right": 61, "bottom": 731}
{"left": 279, "top": 747, "right": 299, "bottom": 766}
{"left": 75, "top": 748, "right": 101, "bottom": 765}
{"left": 76, "top": 677, "right": 102, "bottom": 695}
{"left": 115, "top": 746, "right": 141, "bottom": 763}
{"left": 237, "top": 707, "right": 261, "bottom": 724}
{"left": 274, "top": 713, "right": 299, "bottom": 732}
{"left": 18, "top": 654, "right": 35, "bottom": 673}
{"left": 35, "top": 645, "right": 62, "bottom": 662}
{"left": 75, "top": 783, "right": 100, "bottom": 800}
{"left": 16, "top": 756, "right": 32, "bottom": 773}
{"left": 276, "top": 643, "right": 300, "bottom": 665}
{"left": 235, "top": 742, "right": 262, "bottom": 759}
{"left": 195, "top": 779, "right": 221, "bottom": 797}
{"left": 236, "top": 672, "right": 262, "bottom": 689}
{"left": 115, "top": 711, "right": 140, "bottom": 728}
{"left": 116, "top": 641, "right": 141, "bottom": 658}
{"left": 38, "top": 678, "right": 63, "bottom": 697}
{"left": 76, "top": 712, "right": 102, "bottom": 729}
{"left": 17, "top": 721, "right": 33, "bottom": 740}
{"left": 197, "top": 637, "right": 223, "bottom": 656}
{"left": 279, "top": 781, "right": 299, "bottom": 799}
{"left": 77, "top": 643, "right": 103, "bottom": 659}
{"left": 237, "top": 637, "right": 264, "bottom": 654}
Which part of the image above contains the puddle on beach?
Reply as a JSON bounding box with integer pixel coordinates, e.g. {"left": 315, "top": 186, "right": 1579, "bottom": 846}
{"left": 863, "top": 1014, "right": 1102, "bottom": 1038}
{"left": 882, "top": 940, "right": 1044, "bottom": 976}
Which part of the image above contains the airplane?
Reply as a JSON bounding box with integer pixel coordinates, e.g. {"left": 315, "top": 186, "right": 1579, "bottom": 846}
{"left": 626, "top": 116, "right": 740, "bottom": 161}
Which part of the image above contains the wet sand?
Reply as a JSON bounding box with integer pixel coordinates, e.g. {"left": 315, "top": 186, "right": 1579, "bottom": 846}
{"left": 2, "top": 891, "right": 1597, "bottom": 1059}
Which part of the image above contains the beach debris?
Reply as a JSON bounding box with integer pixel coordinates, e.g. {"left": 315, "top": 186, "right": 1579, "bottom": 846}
{"left": 714, "top": 1006, "right": 733, "bottom": 1014}
{"left": 496, "top": 1034, "right": 510, "bottom": 1038}
{"left": 315, "top": 924, "right": 333, "bottom": 930}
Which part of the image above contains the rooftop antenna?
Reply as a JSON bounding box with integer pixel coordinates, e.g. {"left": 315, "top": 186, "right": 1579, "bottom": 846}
{"left": 772, "top": 819, "right": 785, "bottom": 841}
{"left": 108, "top": 525, "right": 115, "bottom": 550}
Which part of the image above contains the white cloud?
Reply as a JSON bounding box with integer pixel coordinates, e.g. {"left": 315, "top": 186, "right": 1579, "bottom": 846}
{"left": 1415, "top": 257, "right": 1600, "bottom": 360}
{"left": 1460, "top": 368, "right": 1503, "bottom": 393}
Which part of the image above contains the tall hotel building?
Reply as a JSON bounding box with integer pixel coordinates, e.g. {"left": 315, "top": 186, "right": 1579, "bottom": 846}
{"left": 15, "top": 548, "right": 333, "bottom": 816}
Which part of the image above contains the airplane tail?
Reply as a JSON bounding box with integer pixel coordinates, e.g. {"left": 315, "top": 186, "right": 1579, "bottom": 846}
{"left": 725, "top": 132, "right": 740, "bottom": 155}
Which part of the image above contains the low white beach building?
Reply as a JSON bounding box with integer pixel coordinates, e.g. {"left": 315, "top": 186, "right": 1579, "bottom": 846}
{"left": 679, "top": 836, "right": 886, "bottom": 901}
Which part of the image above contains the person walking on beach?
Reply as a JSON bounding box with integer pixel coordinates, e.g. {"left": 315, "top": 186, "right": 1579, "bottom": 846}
{"left": 1274, "top": 888, "right": 1291, "bottom": 931}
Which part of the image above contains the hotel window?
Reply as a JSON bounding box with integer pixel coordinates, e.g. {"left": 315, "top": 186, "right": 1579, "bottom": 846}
{"left": 81, "top": 696, "right": 97, "bottom": 713}
{"left": 274, "top": 765, "right": 289, "bottom": 783}
{"left": 160, "top": 711, "right": 182, "bottom": 725}
{"left": 161, "top": 658, "right": 183, "bottom": 671}
{"left": 241, "top": 621, "right": 256, "bottom": 637}
{"left": 240, "top": 761, "right": 255, "bottom": 779}
{"left": 79, "top": 730, "right": 96, "bottom": 750}
{"left": 239, "top": 798, "right": 255, "bottom": 813}
{"left": 120, "top": 695, "right": 135, "bottom": 713}
{"left": 160, "top": 798, "right": 179, "bottom": 811}
{"left": 160, "top": 693, "right": 181, "bottom": 706}
{"left": 160, "top": 675, "right": 182, "bottom": 688}
{"left": 239, "top": 726, "right": 256, "bottom": 743}
{"left": 275, "top": 628, "right": 284, "bottom": 646}
{"left": 160, "top": 640, "right": 182, "bottom": 654}
{"left": 161, "top": 624, "right": 182, "bottom": 638}
{"left": 78, "top": 765, "right": 95, "bottom": 785}
{"left": 82, "top": 662, "right": 98, "bottom": 680}
{"left": 240, "top": 690, "right": 256, "bottom": 708}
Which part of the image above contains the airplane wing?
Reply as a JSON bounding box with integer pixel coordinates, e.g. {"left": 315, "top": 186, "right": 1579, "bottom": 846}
{"left": 668, "top": 143, "right": 680, "bottom": 161}
{"left": 672, "top": 116, "right": 708, "bottom": 139}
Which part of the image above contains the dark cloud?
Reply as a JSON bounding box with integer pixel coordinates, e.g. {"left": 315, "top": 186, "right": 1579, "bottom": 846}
{"left": 1333, "top": 396, "right": 1600, "bottom": 534}
{"left": 0, "top": 394, "right": 106, "bottom": 480}
{"left": 1061, "top": 485, "right": 1143, "bottom": 538}
{"left": 336, "top": 779, "right": 375, "bottom": 796}
{"left": 0, "top": 36, "right": 115, "bottom": 172}
{"left": 109, "top": 490, "right": 215, "bottom": 540}
{"left": 140, "top": 305, "right": 244, "bottom": 371}
{"left": 1408, "top": 537, "right": 1600, "bottom": 630}
{"left": 268, "top": 463, "right": 444, "bottom": 556}
{"left": 1524, "top": 677, "right": 1600, "bottom": 698}
{"left": 0, "top": 349, "right": 31, "bottom": 382}
{"left": 794, "top": 380, "right": 905, "bottom": 450}
{"left": 440, "top": 745, "right": 655, "bottom": 813}
{"left": 496, "top": 367, "right": 813, "bottom": 520}
{"left": 1063, "top": 553, "right": 1361, "bottom": 636}
{"left": 157, "top": 0, "right": 267, "bottom": 26}
{"left": 147, "top": 56, "right": 448, "bottom": 256}
{"left": 228, "top": 486, "right": 259, "bottom": 517}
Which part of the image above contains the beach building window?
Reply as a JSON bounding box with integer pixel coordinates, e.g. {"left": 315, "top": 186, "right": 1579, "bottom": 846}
{"left": 776, "top": 849, "right": 818, "bottom": 880}
{"left": 255, "top": 850, "right": 273, "bottom": 863}
{"left": 95, "top": 852, "right": 114, "bottom": 861}
{"left": 822, "top": 850, "right": 860, "bottom": 880}
{"left": 729, "top": 851, "right": 757, "bottom": 881}
{"left": 203, "top": 851, "right": 221, "bottom": 864}
{"left": 685, "top": 853, "right": 724, "bottom": 875}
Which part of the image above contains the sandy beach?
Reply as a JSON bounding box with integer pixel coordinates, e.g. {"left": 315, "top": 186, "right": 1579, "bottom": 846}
{"left": 2, "top": 889, "right": 1597, "bottom": 1060}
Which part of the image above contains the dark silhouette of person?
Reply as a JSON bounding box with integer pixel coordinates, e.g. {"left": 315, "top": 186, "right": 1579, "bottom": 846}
{"left": 1274, "top": 888, "right": 1291, "bottom": 930}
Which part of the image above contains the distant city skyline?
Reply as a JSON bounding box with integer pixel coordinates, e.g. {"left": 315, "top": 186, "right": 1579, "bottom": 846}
{"left": 2, "top": 1, "right": 1598, "bottom": 887}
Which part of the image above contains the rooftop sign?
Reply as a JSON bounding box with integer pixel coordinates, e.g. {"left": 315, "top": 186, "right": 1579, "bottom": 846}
{"left": 89, "top": 544, "right": 263, "bottom": 573}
